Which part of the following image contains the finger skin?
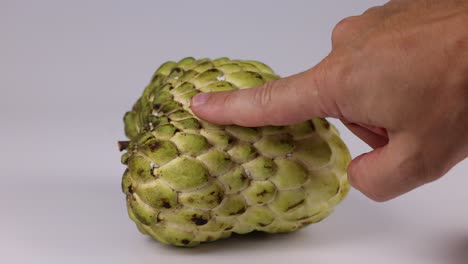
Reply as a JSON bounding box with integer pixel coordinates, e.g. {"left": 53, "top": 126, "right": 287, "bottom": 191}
{"left": 192, "top": 0, "right": 468, "bottom": 202}
{"left": 342, "top": 122, "right": 388, "bottom": 149}
{"left": 335, "top": 1, "right": 468, "bottom": 201}
{"left": 191, "top": 59, "right": 342, "bottom": 127}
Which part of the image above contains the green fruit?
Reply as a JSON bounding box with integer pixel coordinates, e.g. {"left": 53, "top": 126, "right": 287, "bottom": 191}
{"left": 119, "top": 57, "right": 351, "bottom": 247}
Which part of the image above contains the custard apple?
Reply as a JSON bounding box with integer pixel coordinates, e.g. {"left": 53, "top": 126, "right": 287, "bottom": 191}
{"left": 119, "top": 57, "right": 351, "bottom": 247}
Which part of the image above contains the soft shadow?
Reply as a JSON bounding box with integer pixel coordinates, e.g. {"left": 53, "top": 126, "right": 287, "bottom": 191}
{"left": 299, "top": 190, "right": 399, "bottom": 246}
{"left": 147, "top": 230, "right": 308, "bottom": 254}
{"left": 144, "top": 190, "right": 396, "bottom": 254}
{"left": 427, "top": 234, "right": 468, "bottom": 264}
{"left": 449, "top": 236, "right": 468, "bottom": 264}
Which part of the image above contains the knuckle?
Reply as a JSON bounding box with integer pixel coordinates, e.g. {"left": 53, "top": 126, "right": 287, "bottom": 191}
{"left": 320, "top": 54, "right": 354, "bottom": 118}
{"left": 252, "top": 79, "right": 292, "bottom": 126}
{"left": 253, "top": 81, "right": 282, "bottom": 125}
{"left": 312, "top": 68, "right": 337, "bottom": 117}
{"left": 332, "top": 16, "right": 360, "bottom": 43}
{"left": 220, "top": 90, "right": 236, "bottom": 107}
{"left": 362, "top": 6, "right": 382, "bottom": 16}
{"left": 334, "top": 16, "right": 359, "bottom": 32}
{"left": 253, "top": 81, "right": 276, "bottom": 109}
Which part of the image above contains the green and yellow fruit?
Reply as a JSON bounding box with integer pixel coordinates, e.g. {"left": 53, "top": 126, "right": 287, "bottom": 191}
{"left": 119, "top": 57, "right": 351, "bottom": 247}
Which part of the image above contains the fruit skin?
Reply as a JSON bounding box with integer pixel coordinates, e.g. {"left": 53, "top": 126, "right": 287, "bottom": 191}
{"left": 120, "top": 57, "right": 351, "bottom": 247}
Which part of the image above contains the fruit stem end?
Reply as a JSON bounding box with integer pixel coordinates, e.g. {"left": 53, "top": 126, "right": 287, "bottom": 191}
{"left": 118, "top": 141, "right": 130, "bottom": 151}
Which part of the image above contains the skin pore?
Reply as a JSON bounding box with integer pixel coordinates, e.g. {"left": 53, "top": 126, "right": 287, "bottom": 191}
{"left": 191, "top": 0, "right": 468, "bottom": 202}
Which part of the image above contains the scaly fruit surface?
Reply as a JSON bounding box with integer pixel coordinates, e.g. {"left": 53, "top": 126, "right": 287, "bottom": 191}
{"left": 120, "top": 57, "right": 351, "bottom": 247}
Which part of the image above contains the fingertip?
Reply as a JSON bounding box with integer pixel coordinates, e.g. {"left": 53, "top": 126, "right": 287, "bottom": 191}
{"left": 190, "top": 91, "right": 236, "bottom": 125}
{"left": 191, "top": 92, "right": 210, "bottom": 108}
{"left": 190, "top": 93, "right": 209, "bottom": 121}
{"left": 347, "top": 148, "right": 395, "bottom": 202}
{"left": 346, "top": 152, "right": 367, "bottom": 192}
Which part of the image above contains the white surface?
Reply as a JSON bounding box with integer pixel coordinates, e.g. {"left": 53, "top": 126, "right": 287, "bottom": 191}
{"left": 1, "top": 1, "right": 467, "bottom": 264}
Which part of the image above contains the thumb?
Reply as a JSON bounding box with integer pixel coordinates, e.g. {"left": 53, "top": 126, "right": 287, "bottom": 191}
{"left": 348, "top": 136, "right": 430, "bottom": 202}
{"left": 190, "top": 59, "right": 341, "bottom": 127}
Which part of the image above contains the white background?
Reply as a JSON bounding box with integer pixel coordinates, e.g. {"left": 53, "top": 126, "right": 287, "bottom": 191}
{"left": 1, "top": 1, "right": 467, "bottom": 263}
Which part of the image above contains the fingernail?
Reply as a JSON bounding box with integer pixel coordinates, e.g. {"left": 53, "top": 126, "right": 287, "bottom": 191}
{"left": 191, "top": 93, "right": 209, "bottom": 107}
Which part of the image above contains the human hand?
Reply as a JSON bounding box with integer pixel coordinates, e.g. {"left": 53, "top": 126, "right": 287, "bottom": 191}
{"left": 191, "top": 0, "right": 468, "bottom": 202}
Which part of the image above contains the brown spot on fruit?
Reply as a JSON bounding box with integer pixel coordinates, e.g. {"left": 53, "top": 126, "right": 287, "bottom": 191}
{"left": 161, "top": 199, "right": 171, "bottom": 209}
{"left": 249, "top": 72, "right": 263, "bottom": 80}
{"left": 118, "top": 141, "right": 130, "bottom": 151}
{"left": 335, "top": 186, "right": 340, "bottom": 194}
{"left": 309, "top": 121, "right": 316, "bottom": 131}
{"left": 181, "top": 239, "right": 190, "bottom": 245}
{"left": 230, "top": 207, "right": 246, "bottom": 216}
{"left": 240, "top": 174, "right": 248, "bottom": 181}
{"left": 191, "top": 215, "right": 208, "bottom": 226}
{"left": 127, "top": 194, "right": 136, "bottom": 202}
{"left": 287, "top": 199, "right": 305, "bottom": 211}
{"left": 216, "top": 193, "right": 223, "bottom": 204}
{"left": 151, "top": 73, "right": 162, "bottom": 82}
{"left": 156, "top": 213, "right": 163, "bottom": 223}
{"left": 297, "top": 212, "right": 319, "bottom": 221}
{"left": 148, "top": 142, "right": 160, "bottom": 151}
